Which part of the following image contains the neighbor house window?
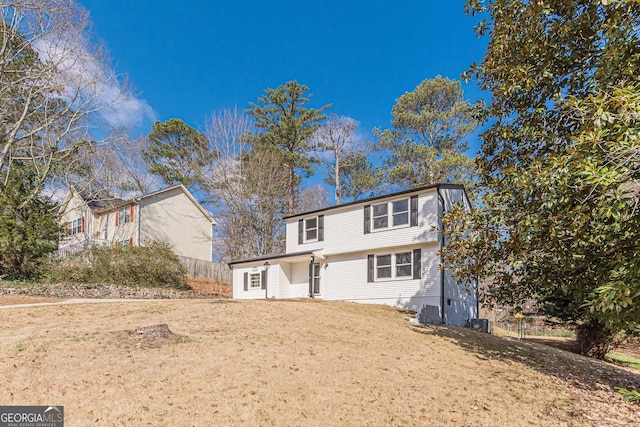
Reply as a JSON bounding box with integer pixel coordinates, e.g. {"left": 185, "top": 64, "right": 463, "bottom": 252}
{"left": 67, "top": 218, "right": 82, "bottom": 235}
{"left": 118, "top": 206, "right": 131, "bottom": 225}
{"left": 371, "top": 249, "right": 421, "bottom": 281}
{"left": 249, "top": 273, "right": 261, "bottom": 288}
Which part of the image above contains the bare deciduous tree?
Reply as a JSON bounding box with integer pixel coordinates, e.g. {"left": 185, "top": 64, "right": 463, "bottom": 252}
{"left": 311, "top": 114, "right": 372, "bottom": 204}
{"left": 202, "top": 108, "right": 289, "bottom": 261}
{"left": 0, "top": 0, "right": 134, "bottom": 205}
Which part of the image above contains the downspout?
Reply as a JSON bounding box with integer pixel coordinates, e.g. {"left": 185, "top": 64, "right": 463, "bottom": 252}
{"left": 437, "top": 187, "right": 446, "bottom": 324}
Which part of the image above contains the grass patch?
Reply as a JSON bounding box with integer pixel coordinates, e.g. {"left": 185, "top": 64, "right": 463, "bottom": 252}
{"left": 606, "top": 351, "right": 640, "bottom": 369}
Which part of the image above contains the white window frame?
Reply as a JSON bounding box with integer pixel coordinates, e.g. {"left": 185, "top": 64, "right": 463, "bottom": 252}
{"left": 118, "top": 206, "right": 131, "bottom": 225}
{"left": 68, "top": 218, "right": 82, "bottom": 235}
{"left": 305, "top": 217, "right": 318, "bottom": 242}
{"left": 375, "top": 251, "right": 413, "bottom": 280}
{"left": 372, "top": 198, "right": 409, "bottom": 231}
{"left": 392, "top": 199, "right": 409, "bottom": 227}
{"left": 249, "top": 273, "right": 261, "bottom": 289}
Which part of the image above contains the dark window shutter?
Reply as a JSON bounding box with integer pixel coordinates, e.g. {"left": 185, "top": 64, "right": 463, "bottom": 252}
{"left": 413, "top": 248, "right": 421, "bottom": 279}
{"left": 410, "top": 195, "right": 418, "bottom": 226}
{"left": 261, "top": 269, "right": 267, "bottom": 290}
{"left": 243, "top": 272, "right": 248, "bottom": 291}
{"left": 364, "top": 205, "right": 371, "bottom": 234}
{"left": 318, "top": 215, "right": 324, "bottom": 241}
{"left": 298, "top": 219, "right": 304, "bottom": 244}
{"left": 367, "top": 254, "right": 374, "bottom": 282}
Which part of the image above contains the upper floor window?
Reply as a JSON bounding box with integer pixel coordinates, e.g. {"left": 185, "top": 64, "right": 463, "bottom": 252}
{"left": 298, "top": 215, "right": 324, "bottom": 244}
{"left": 305, "top": 217, "right": 318, "bottom": 241}
{"left": 372, "top": 203, "right": 388, "bottom": 229}
{"left": 392, "top": 199, "right": 409, "bottom": 226}
{"left": 372, "top": 198, "right": 409, "bottom": 230}
{"left": 67, "top": 218, "right": 82, "bottom": 235}
{"left": 118, "top": 206, "right": 131, "bottom": 225}
{"left": 365, "top": 195, "right": 418, "bottom": 234}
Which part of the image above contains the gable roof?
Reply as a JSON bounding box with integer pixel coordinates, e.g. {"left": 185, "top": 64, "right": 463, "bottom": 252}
{"left": 284, "top": 183, "right": 467, "bottom": 220}
{"left": 61, "top": 184, "right": 215, "bottom": 224}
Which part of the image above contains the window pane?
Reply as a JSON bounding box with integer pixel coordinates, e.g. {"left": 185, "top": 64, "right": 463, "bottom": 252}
{"left": 393, "top": 199, "right": 408, "bottom": 213}
{"left": 306, "top": 218, "right": 317, "bottom": 229}
{"left": 396, "top": 265, "right": 412, "bottom": 277}
{"left": 373, "top": 203, "right": 388, "bottom": 217}
{"left": 377, "top": 255, "right": 391, "bottom": 266}
{"left": 377, "top": 266, "right": 392, "bottom": 278}
{"left": 373, "top": 217, "right": 388, "bottom": 229}
{"left": 396, "top": 252, "right": 411, "bottom": 264}
{"left": 393, "top": 212, "right": 409, "bottom": 226}
{"left": 250, "top": 273, "right": 261, "bottom": 288}
{"left": 306, "top": 229, "right": 317, "bottom": 240}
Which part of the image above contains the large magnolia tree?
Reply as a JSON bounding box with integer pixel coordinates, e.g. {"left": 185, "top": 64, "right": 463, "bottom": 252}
{"left": 443, "top": 0, "right": 640, "bottom": 357}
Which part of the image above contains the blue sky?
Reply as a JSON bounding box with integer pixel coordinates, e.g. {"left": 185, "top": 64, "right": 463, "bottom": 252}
{"left": 81, "top": 0, "right": 487, "bottom": 154}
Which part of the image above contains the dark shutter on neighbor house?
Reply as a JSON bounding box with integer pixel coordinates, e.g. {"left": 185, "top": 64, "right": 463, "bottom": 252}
{"left": 243, "top": 272, "right": 248, "bottom": 291}
{"left": 318, "top": 215, "right": 324, "bottom": 241}
{"left": 261, "top": 269, "right": 267, "bottom": 290}
{"left": 364, "top": 205, "right": 371, "bottom": 234}
{"left": 410, "top": 195, "right": 418, "bottom": 227}
{"left": 298, "top": 219, "right": 304, "bottom": 244}
{"left": 367, "top": 254, "right": 374, "bottom": 283}
{"left": 413, "top": 248, "right": 422, "bottom": 279}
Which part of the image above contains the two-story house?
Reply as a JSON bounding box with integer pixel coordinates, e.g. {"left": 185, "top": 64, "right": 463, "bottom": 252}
{"left": 229, "top": 183, "right": 478, "bottom": 326}
{"left": 58, "top": 185, "right": 215, "bottom": 261}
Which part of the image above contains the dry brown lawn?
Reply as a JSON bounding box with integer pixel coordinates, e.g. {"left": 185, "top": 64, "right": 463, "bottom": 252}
{"left": 1, "top": 299, "right": 638, "bottom": 426}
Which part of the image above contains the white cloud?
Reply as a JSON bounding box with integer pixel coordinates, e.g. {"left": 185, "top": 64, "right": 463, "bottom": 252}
{"left": 32, "top": 28, "right": 156, "bottom": 130}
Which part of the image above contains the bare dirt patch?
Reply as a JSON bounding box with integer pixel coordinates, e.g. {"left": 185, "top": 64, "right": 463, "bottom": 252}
{"left": 0, "top": 299, "right": 638, "bottom": 426}
{"left": 185, "top": 277, "right": 232, "bottom": 297}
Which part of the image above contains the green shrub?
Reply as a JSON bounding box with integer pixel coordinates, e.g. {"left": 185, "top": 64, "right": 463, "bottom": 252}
{"left": 615, "top": 387, "right": 640, "bottom": 405}
{"left": 44, "top": 241, "right": 187, "bottom": 289}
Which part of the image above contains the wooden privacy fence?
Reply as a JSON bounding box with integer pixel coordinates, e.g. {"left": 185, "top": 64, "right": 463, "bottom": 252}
{"left": 178, "top": 256, "right": 232, "bottom": 283}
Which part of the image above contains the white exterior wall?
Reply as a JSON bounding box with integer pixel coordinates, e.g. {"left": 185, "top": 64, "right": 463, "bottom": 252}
{"left": 440, "top": 186, "right": 478, "bottom": 326}
{"left": 139, "top": 188, "right": 212, "bottom": 261}
{"left": 231, "top": 185, "right": 477, "bottom": 326}
{"left": 319, "top": 243, "right": 441, "bottom": 312}
{"left": 58, "top": 191, "right": 93, "bottom": 247}
{"left": 286, "top": 189, "right": 440, "bottom": 255}
{"left": 278, "top": 262, "right": 310, "bottom": 299}
{"left": 99, "top": 205, "right": 136, "bottom": 245}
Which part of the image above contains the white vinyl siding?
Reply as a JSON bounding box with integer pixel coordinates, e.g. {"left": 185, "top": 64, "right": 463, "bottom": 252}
{"left": 139, "top": 188, "right": 212, "bottom": 261}
{"left": 286, "top": 190, "right": 439, "bottom": 254}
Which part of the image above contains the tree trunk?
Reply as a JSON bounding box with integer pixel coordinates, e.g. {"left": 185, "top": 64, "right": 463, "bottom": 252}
{"left": 576, "top": 320, "right": 614, "bottom": 359}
